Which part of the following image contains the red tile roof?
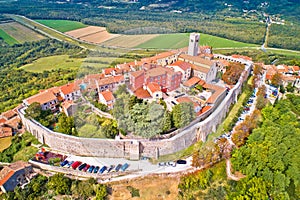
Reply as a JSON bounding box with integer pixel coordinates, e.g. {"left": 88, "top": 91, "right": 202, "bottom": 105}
{"left": 292, "top": 66, "right": 299, "bottom": 72}
{"left": 0, "top": 127, "right": 13, "bottom": 138}
{"left": 0, "top": 170, "right": 14, "bottom": 186}
{"left": 147, "top": 82, "right": 161, "bottom": 93}
{"left": 231, "top": 54, "right": 252, "bottom": 61}
{"left": 60, "top": 83, "right": 79, "bottom": 95}
{"left": 1, "top": 110, "right": 17, "bottom": 120}
{"left": 170, "top": 60, "right": 192, "bottom": 71}
{"left": 134, "top": 88, "right": 152, "bottom": 99}
{"left": 203, "top": 83, "right": 226, "bottom": 104}
{"left": 103, "top": 68, "right": 115, "bottom": 75}
{"left": 130, "top": 70, "right": 144, "bottom": 78}
{"left": 142, "top": 51, "right": 176, "bottom": 63}
{"left": 0, "top": 118, "right": 7, "bottom": 125}
{"left": 179, "top": 54, "right": 214, "bottom": 68}
{"left": 100, "top": 90, "right": 115, "bottom": 102}
{"left": 25, "top": 90, "right": 57, "bottom": 105}
{"left": 183, "top": 77, "right": 201, "bottom": 87}
{"left": 61, "top": 100, "right": 74, "bottom": 110}
{"left": 0, "top": 161, "right": 31, "bottom": 186}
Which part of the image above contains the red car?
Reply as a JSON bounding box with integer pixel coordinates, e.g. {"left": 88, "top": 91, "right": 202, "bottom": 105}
{"left": 82, "top": 164, "right": 90, "bottom": 172}
{"left": 71, "top": 161, "right": 82, "bottom": 170}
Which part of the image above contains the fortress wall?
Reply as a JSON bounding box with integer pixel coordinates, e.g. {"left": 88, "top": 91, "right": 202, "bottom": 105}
{"left": 19, "top": 63, "right": 251, "bottom": 158}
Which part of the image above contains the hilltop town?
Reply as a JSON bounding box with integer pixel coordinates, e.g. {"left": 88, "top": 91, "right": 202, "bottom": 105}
{"left": 0, "top": 33, "right": 300, "bottom": 198}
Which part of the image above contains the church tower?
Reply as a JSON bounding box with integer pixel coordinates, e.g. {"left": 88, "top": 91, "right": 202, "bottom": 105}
{"left": 188, "top": 33, "right": 200, "bottom": 56}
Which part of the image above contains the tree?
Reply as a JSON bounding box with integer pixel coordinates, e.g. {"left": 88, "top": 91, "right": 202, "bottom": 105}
{"left": 25, "top": 102, "right": 42, "bottom": 120}
{"left": 172, "top": 102, "right": 195, "bottom": 128}
{"left": 114, "top": 84, "right": 128, "bottom": 97}
{"left": 47, "top": 173, "right": 71, "bottom": 195}
{"left": 162, "top": 110, "right": 172, "bottom": 133}
{"left": 101, "top": 119, "right": 119, "bottom": 138}
{"left": 56, "top": 113, "right": 77, "bottom": 135}
{"left": 271, "top": 72, "right": 282, "bottom": 87}
{"left": 95, "top": 184, "right": 108, "bottom": 200}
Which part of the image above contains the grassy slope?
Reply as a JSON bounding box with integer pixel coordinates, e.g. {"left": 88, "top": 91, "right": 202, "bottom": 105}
{"left": 36, "top": 19, "right": 88, "bottom": 33}
{"left": 0, "top": 137, "right": 12, "bottom": 152}
{"left": 136, "top": 33, "right": 258, "bottom": 49}
{"left": 21, "top": 55, "right": 83, "bottom": 72}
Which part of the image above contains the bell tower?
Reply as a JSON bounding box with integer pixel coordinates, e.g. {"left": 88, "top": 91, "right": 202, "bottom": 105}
{"left": 188, "top": 33, "right": 200, "bottom": 56}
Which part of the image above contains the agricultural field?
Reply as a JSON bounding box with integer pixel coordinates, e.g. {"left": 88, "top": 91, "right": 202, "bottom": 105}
{"left": 0, "top": 29, "right": 19, "bottom": 45}
{"left": 136, "top": 33, "right": 258, "bottom": 49}
{"left": 35, "top": 19, "right": 87, "bottom": 33}
{"left": 66, "top": 26, "right": 119, "bottom": 44}
{"left": 101, "top": 34, "right": 159, "bottom": 48}
{"left": 0, "top": 137, "right": 12, "bottom": 152}
{"left": 21, "top": 55, "right": 83, "bottom": 73}
{"left": 0, "top": 22, "right": 45, "bottom": 43}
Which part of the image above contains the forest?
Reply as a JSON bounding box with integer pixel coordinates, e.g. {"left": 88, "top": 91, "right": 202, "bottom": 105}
{"left": 0, "top": 0, "right": 300, "bottom": 50}
{"left": 178, "top": 95, "right": 300, "bottom": 199}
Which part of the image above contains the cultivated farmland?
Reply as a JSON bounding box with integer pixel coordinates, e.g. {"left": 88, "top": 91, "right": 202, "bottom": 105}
{"left": 0, "top": 22, "right": 45, "bottom": 43}
{"left": 36, "top": 19, "right": 87, "bottom": 33}
{"left": 0, "top": 29, "right": 19, "bottom": 45}
{"left": 101, "top": 34, "right": 159, "bottom": 48}
{"left": 136, "top": 33, "right": 258, "bottom": 49}
{"left": 66, "top": 26, "right": 119, "bottom": 44}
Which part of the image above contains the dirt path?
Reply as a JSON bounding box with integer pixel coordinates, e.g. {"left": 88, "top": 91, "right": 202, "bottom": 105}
{"left": 226, "top": 159, "right": 245, "bottom": 181}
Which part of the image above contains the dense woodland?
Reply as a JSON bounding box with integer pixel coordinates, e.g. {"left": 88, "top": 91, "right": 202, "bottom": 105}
{"left": 0, "top": 0, "right": 300, "bottom": 50}
{"left": 179, "top": 95, "right": 300, "bottom": 199}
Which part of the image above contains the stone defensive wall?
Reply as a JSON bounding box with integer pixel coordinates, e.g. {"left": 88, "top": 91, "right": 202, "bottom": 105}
{"left": 18, "top": 62, "right": 251, "bottom": 159}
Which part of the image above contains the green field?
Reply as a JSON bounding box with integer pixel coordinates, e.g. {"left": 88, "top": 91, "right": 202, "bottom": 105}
{"left": 136, "top": 33, "right": 258, "bottom": 49}
{"left": 21, "top": 55, "right": 83, "bottom": 72}
{"left": 35, "top": 19, "right": 87, "bottom": 33}
{"left": 0, "top": 29, "right": 19, "bottom": 45}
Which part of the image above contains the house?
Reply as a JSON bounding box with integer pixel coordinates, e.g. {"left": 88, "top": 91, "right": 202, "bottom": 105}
{"left": 97, "top": 75, "right": 125, "bottom": 92}
{"left": 183, "top": 76, "right": 202, "bottom": 89}
{"left": 23, "top": 90, "right": 58, "bottom": 111}
{"left": 0, "top": 126, "right": 13, "bottom": 138}
{"left": 0, "top": 110, "right": 17, "bottom": 121}
{"left": 146, "top": 82, "right": 162, "bottom": 99}
{"left": 129, "top": 70, "right": 145, "bottom": 91}
{"left": 59, "top": 83, "right": 81, "bottom": 101}
{"left": 141, "top": 51, "right": 178, "bottom": 66}
{"left": 99, "top": 90, "right": 115, "bottom": 109}
{"left": 168, "top": 60, "right": 192, "bottom": 82}
{"left": 178, "top": 54, "right": 218, "bottom": 83}
{"left": 0, "top": 161, "right": 33, "bottom": 193}
{"left": 61, "top": 100, "right": 77, "bottom": 117}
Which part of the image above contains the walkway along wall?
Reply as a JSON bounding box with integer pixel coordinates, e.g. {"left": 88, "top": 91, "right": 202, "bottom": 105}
{"left": 18, "top": 63, "right": 251, "bottom": 158}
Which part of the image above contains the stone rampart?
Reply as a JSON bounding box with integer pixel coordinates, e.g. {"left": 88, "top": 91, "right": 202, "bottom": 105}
{"left": 19, "top": 63, "right": 251, "bottom": 158}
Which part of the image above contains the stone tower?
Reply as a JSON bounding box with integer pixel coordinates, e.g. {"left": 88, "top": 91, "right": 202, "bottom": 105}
{"left": 188, "top": 33, "right": 200, "bottom": 56}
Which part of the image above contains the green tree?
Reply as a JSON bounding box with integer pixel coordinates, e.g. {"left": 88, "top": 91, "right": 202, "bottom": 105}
{"left": 95, "top": 184, "right": 108, "bottom": 200}
{"left": 172, "top": 102, "right": 195, "bottom": 128}
{"left": 101, "top": 119, "right": 119, "bottom": 138}
{"left": 47, "top": 173, "right": 71, "bottom": 195}
{"left": 56, "top": 113, "right": 77, "bottom": 135}
{"left": 162, "top": 110, "right": 172, "bottom": 132}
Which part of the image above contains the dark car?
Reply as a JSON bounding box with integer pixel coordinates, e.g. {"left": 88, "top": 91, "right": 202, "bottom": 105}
{"left": 244, "top": 107, "right": 250, "bottom": 111}
{"left": 115, "top": 164, "right": 122, "bottom": 172}
{"left": 99, "top": 166, "right": 107, "bottom": 174}
{"left": 176, "top": 160, "right": 187, "bottom": 164}
{"left": 88, "top": 165, "right": 95, "bottom": 173}
{"left": 78, "top": 163, "right": 87, "bottom": 171}
{"left": 82, "top": 164, "right": 90, "bottom": 172}
{"left": 93, "top": 166, "right": 100, "bottom": 173}
{"left": 60, "top": 160, "right": 69, "bottom": 167}
{"left": 107, "top": 165, "right": 114, "bottom": 173}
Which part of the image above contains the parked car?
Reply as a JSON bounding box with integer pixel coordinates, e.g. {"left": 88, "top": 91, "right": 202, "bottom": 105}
{"left": 82, "top": 164, "right": 90, "bottom": 172}
{"left": 115, "top": 164, "right": 122, "bottom": 172}
{"left": 120, "top": 163, "right": 129, "bottom": 171}
{"left": 167, "top": 161, "right": 176, "bottom": 167}
{"left": 60, "top": 160, "right": 69, "bottom": 167}
{"left": 71, "top": 161, "right": 82, "bottom": 170}
{"left": 66, "top": 161, "right": 74, "bottom": 168}
{"left": 78, "top": 163, "right": 87, "bottom": 171}
{"left": 88, "top": 165, "right": 95, "bottom": 173}
{"left": 244, "top": 107, "right": 250, "bottom": 111}
{"left": 93, "top": 166, "right": 100, "bottom": 173}
{"left": 158, "top": 162, "right": 165, "bottom": 167}
{"left": 107, "top": 165, "right": 114, "bottom": 173}
{"left": 176, "top": 160, "right": 187, "bottom": 164}
{"left": 99, "top": 166, "right": 107, "bottom": 174}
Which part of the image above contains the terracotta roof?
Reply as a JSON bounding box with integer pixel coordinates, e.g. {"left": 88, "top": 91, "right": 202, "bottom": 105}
{"left": 142, "top": 51, "right": 176, "bottom": 63}
{"left": 130, "top": 70, "right": 144, "bottom": 78}
{"left": 61, "top": 100, "right": 74, "bottom": 110}
{"left": 170, "top": 60, "right": 192, "bottom": 71}
{"left": 60, "top": 83, "right": 79, "bottom": 95}
{"left": 0, "top": 118, "right": 7, "bottom": 125}
{"left": 134, "top": 88, "right": 152, "bottom": 99}
{"left": 5, "top": 117, "right": 20, "bottom": 130}
{"left": 204, "top": 83, "right": 226, "bottom": 104}
{"left": 103, "top": 68, "right": 115, "bottom": 75}
{"left": 292, "top": 66, "right": 299, "bottom": 72}
{"left": 47, "top": 86, "right": 60, "bottom": 94}
{"left": 147, "top": 82, "right": 161, "bottom": 93}
{"left": 0, "top": 161, "right": 31, "bottom": 186}
{"left": 282, "top": 75, "right": 296, "bottom": 82}
{"left": 179, "top": 54, "right": 214, "bottom": 68}
{"left": 100, "top": 90, "right": 115, "bottom": 102}
{"left": 146, "top": 66, "right": 167, "bottom": 77}
{"left": 191, "top": 64, "right": 210, "bottom": 73}
{"left": 1, "top": 110, "right": 17, "bottom": 120}
{"left": 231, "top": 54, "right": 252, "bottom": 61}
{"left": 183, "top": 77, "right": 201, "bottom": 87}
{"left": 25, "top": 90, "right": 57, "bottom": 105}
{"left": 84, "top": 74, "right": 104, "bottom": 80}
{"left": 113, "top": 75, "right": 124, "bottom": 83}
{"left": 0, "top": 127, "right": 13, "bottom": 138}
